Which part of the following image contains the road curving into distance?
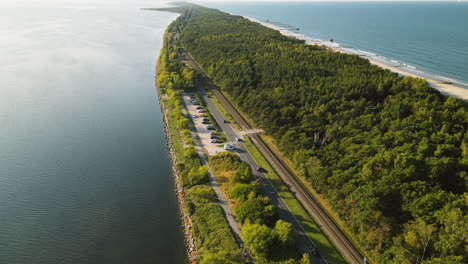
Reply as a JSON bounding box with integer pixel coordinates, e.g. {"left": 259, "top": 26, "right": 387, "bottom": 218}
{"left": 186, "top": 52, "right": 368, "bottom": 264}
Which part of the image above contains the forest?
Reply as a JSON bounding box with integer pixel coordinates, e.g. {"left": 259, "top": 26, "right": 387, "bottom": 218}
{"left": 166, "top": 4, "right": 467, "bottom": 264}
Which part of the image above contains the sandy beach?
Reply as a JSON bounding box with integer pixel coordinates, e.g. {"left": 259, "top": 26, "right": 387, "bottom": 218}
{"left": 245, "top": 16, "right": 468, "bottom": 101}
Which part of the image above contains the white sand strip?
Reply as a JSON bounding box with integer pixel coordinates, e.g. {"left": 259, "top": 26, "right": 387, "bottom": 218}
{"left": 244, "top": 16, "right": 468, "bottom": 100}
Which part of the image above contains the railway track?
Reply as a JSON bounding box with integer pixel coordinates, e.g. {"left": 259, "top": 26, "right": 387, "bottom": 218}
{"left": 215, "top": 88, "right": 366, "bottom": 264}
{"left": 185, "top": 52, "right": 368, "bottom": 264}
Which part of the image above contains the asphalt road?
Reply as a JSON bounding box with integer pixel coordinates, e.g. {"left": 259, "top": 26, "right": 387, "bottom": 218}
{"left": 184, "top": 50, "right": 368, "bottom": 264}
{"left": 197, "top": 86, "right": 327, "bottom": 264}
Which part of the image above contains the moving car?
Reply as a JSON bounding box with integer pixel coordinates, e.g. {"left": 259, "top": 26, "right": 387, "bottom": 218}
{"left": 224, "top": 144, "right": 235, "bottom": 150}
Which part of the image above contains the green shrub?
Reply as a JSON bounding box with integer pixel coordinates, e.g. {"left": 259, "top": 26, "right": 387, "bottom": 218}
{"left": 235, "top": 196, "right": 277, "bottom": 225}
{"left": 230, "top": 183, "right": 259, "bottom": 202}
{"left": 187, "top": 185, "right": 217, "bottom": 204}
{"left": 233, "top": 162, "right": 254, "bottom": 183}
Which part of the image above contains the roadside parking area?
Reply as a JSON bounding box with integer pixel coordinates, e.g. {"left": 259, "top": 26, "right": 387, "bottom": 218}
{"left": 182, "top": 94, "right": 227, "bottom": 156}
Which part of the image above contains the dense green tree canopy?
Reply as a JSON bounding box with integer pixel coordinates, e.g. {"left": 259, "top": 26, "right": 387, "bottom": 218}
{"left": 171, "top": 5, "right": 468, "bottom": 263}
{"left": 275, "top": 220, "right": 295, "bottom": 247}
{"left": 235, "top": 196, "right": 277, "bottom": 225}
{"left": 242, "top": 223, "right": 276, "bottom": 258}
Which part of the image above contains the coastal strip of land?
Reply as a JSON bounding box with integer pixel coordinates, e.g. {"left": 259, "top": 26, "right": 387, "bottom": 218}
{"left": 158, "top": 4, "right": 467, "bottom": 264}
{"left": 245, "top": 17, "right": 468, "bottom": 101}
{"left": 156, "top": 26, "right": 244, "bottom": 263}
{"left": 155, "top": 16, "right": 312, "bottom": 263}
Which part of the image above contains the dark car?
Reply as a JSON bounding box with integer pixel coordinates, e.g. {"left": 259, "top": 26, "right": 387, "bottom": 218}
{"left": 311, "top": 248, "right": 320, "bottom": 257}
{"left": 206, "top": 125, "right": 215, "bottom": 130}
{"left": 223, "top": 119, "right": 229, "bottom": 123}
{"left": 196, "top": 106, "right": 203, "bottom": 109}
{"left": 202, "top": 121, "right": 210, "bottom": 124}
{"left": 210, "top": 135, "right": 219, "bottom": 139}
{"left": 203, "top": 118, "right": 210, "bottom": 122}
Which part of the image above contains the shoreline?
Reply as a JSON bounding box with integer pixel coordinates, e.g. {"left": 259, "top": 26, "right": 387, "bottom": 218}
{"left": 156, "top": 81, "right": 199, "bottom": 263}
{"left": 244, "top": 16, "right": 468, "bottom": 101}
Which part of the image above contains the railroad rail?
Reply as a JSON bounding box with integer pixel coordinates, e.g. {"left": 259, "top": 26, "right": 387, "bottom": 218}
{"left": 186, "top": 52, "right": 368, "bottom": 264}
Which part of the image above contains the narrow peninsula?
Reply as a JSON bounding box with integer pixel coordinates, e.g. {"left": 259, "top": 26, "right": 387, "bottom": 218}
{"left": 153, "top": 3, "right": 467, "bottom": 264}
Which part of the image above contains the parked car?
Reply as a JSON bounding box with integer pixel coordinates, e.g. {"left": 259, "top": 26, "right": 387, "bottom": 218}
{"left": 202, "top": 121, "right": 210, "bottom": 124}
{"left": 197, "top": 110, "right": 205, "bottom": 113}
{"left": 210, "top": 139, "right": 218, "bottom": 143}
{"left": 203, "top": 118, "right": 210, "bottom": 122}
{"left": 192, "top": 114, "right": 198, "bottom": 118}
{"left": 210, "top": 135, "right": 219, "bottom": 139}
{"left": 206, "top": 125, "right": 215, "bottom": 130}
{"left": 209, "top": 131, "right": 217, "bottom": 135}
{"left": 196, "top": 106, "right": 203, "bottom": 110}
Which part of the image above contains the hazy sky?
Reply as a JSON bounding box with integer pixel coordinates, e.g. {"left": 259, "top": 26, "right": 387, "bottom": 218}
{"left": 1, "top": 0, "right": 465, "bottom": 10}
{"left": 206, "top": 0, "right": 461, "bottom": 1}
{"left": 2, "top": 0, "right": 465, "bottom": 5}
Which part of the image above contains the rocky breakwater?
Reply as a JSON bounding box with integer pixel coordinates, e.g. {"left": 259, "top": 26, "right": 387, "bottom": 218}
{"left": 158, "top": 92, "right": 198, "bottom": 264}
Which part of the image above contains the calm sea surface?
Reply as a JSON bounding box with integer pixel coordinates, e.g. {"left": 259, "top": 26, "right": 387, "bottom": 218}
{"left": 203, "top": 1, "right": 468, "bottom": 87}
{"left": 0, "top": 1, "right": 185, "bottom": 263}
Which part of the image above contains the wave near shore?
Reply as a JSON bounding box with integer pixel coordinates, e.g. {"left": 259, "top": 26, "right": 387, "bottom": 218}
{"left": 244, "top": 16, "right": 468, "bottom": 101}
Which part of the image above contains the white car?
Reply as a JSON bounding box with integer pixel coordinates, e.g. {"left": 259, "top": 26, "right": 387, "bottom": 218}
{"left": 224, "top": 144, "right": 235, "bottom": 150}
{"left": 211, "top": 139, "right": 218, "bottom": 143}
{"left": 192, "top": 114, "right": 198, "bottom": 118}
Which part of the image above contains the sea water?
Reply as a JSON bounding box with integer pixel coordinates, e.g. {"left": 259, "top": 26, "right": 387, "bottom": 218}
{"left": 202, "top": 1, "right": 468, "bottom": 88}
{"left": 0, "top": 1, "right": 185, "bottom": 263}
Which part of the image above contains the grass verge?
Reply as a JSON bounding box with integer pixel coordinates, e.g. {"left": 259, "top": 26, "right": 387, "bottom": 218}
{"left": 161, "top": 97, "right": 185, "bottom": 159}
{"left": 208, "top": 90, "right": 240, "bottom": 130}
